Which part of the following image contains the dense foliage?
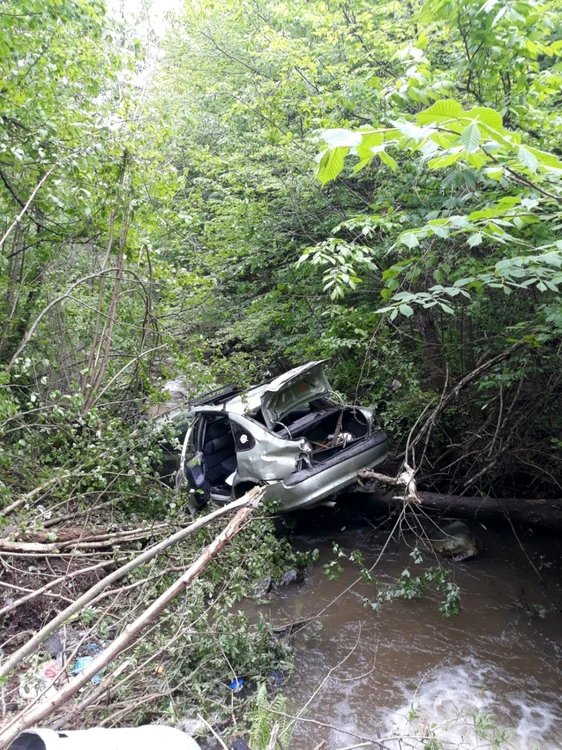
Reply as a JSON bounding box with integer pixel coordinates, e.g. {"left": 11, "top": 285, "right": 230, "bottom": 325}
{"left": 2, "top": 0, "right": 562, "bottom": 502}
{"left": 1, "top": 0, "right": 561, "bottom": 743}
{"left": 149, "top": 0, "right": 562, "bottom": 496}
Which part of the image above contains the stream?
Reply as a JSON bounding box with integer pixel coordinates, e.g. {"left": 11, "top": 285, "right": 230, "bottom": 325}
{"left": 248, "top": 509, "right": 562, "bottom": 749}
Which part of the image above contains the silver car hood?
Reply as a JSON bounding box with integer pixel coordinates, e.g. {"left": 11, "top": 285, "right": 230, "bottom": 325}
{"left": 260, "top": 360, "right": 330, "bottom": 430}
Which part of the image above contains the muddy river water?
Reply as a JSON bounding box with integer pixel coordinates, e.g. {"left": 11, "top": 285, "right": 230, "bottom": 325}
{"left": 249, "top": 512, "right": 562, "bottom": 749}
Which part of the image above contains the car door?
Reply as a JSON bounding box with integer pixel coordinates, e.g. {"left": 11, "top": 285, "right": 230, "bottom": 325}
{"left": 229, "top": 413, "right": 311, "bottom": 483}
{"left": 179, "top": 414, "right": 212, "bottom": 511}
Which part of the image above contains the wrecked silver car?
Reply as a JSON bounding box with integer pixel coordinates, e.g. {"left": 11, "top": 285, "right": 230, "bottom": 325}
{"left": 175, "top": 361, "right": 388, "bottom": 512}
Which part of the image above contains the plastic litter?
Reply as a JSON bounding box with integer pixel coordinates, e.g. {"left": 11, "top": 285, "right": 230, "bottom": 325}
{"left": 19, "top": 659, "right": 63, "bottom": 703}
{"left": 228, "top": 677, "right": 244, "bottom": 693}
{"left": 71, "top": 656, "right": 103, "bottom": 685}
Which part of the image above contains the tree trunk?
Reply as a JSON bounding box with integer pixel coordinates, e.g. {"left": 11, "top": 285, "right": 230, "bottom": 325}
{"left": 413, "top": 307, "right": 446, "bottom": 391}
{"left": 373, "top": 490, "right": 562, "bottom": 531}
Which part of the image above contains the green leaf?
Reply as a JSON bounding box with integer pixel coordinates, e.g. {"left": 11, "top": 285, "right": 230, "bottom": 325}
{"left": 400, "top": 232, "right": 419, "bottom": 249}
{"left": 417, "top": 99, "right": 465, "bottom": 125}
{"left": 399, "top": 303, "right": 414, "bottom": 317}
{"left": 518, "top": 146, "right": 538, "bottom": 174}
{"left": 317, "top": 147, "right": 348, "bottom": 185}
{"left": 353, "top": 157, "right": 372, "bottom": 173}
{"left": 322, "top": 129, "right": 362, "bottom": 148}
{"left": 428, "top": 151, "right": 463, "bottom": 169}
{"left": 464, "top": 107, "right": 503, "bottom": 130}
{"left": 468, "top": 233, "right": 483, "bottom": 247}
{"left": 391, "top": 120, "right": 430, "bottom": 141}
{"left": 461, "top": 123, "right": 481, "bottom": 154}
{"left": 357, "top": 132, "right": 384, "bottom": 160}
{"left": 527, "top": 147, "right": 562, "bottom": 171}
{"left": 379, "top": 150, "right": 398, "bottom": 170}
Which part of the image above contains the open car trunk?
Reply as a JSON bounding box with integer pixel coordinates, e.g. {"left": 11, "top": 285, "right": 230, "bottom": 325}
{"left": 260, "top": 360, "right": 330, "bottom": 430}
{"left": 274, "top": 404, "right": 371, "bottom": 463}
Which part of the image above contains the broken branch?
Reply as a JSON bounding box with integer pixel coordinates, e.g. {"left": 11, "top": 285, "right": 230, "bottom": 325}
{"left": 0, "top": 487, "right": 264, "bottom": 747}
{"left": 0, "top": 492, "right": 262, "bottom": 679}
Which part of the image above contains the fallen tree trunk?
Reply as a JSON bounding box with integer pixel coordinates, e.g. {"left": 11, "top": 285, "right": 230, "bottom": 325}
{"left": 407, "top": 492, "right": 562, "bottom": 530}
{"left": 359, "top": 471, "right": 562, "bottom": 530}
{"left": 0, "top": 486, "right": 265, "bottom": 748}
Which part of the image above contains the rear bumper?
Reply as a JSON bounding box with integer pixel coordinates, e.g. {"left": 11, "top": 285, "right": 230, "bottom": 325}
{"left": 266, "top": 430, "right": 388, "bottom": 512}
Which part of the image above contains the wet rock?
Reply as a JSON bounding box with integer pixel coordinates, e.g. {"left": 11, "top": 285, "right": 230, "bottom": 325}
{"left": 252, "top": 575, "right": 273, "bottom": 599}
{"left": 430, "top": 521, "right": 479, "bottom": 561}
{"left": 278, "top": 568, "right": 304, "bottom": 586}
{"left": 270, "top": 669, "right": 284, "bottom": 687}
{"left": 231, "top": 740, "right": 250, "bottom": 750}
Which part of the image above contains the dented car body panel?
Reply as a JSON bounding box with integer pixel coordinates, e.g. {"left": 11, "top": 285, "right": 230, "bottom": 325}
{"left": 175, "top": 361, "right": 388, "bottom": 513}
{"left": 228, "top": 413, "right": 308, "bottom": 482}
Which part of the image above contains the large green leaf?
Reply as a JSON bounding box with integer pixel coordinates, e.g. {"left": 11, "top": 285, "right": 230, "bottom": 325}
{"left": 464, "top": 106, "right": 503, "bottom": 130}
{"left": 417, "top": 99, "right": 465, "bottom": 124}
{"left": 357, "top": 131, "right": 385, "bottom": 160}
{"left": 518, "top": 146, "right": 538, "bottom": 174}
{"left": 317, "top": 147, "right": 348, "bottom": 185}
{"left": 461, "top": 123, "right": 481, "bottom": 154}
{"left": 527, "top": 147, "right": 562, "bottom": 171}
{"left": 428, "top": 151, "right": 463, "bottom": 169}
{"left": 379, "top": 150, "right": 397, "bottom": 170}
{"left": 400, "top": 232, "right": 420, "bottom": 249}
{"left": 322, "top": 129, "right": 363, "bottom": 148}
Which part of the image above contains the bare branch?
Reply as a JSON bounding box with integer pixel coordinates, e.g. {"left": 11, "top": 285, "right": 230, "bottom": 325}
{"left": 0, "top": 487, "right": 264, "bottom": 747}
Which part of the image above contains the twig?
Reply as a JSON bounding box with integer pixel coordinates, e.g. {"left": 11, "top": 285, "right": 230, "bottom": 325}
{"left": 0, "top": 524, "right": 170, "bottom": 553}
{"left": 196, "top": 714, "right": 229, "bottom": 750}
{"left": 50, "top": 660, "right": 131, "bottom": 730}
{"left": 0, "top": 493, "right": 262, "bottom": 679}
{"left": 282, "top": 624, "right": 363, "bottom": 738}
{"left": 1, "top": 471, "right": 83, "bottom": 516}
{"left": 267, "top": 722, "right": 280, "bottom": 750}
{"left": 0, "top": 165, "right": 56, "bottom": 250}
{"left": 339, "top": 638, "right": 379, "bottom": 682}
{"left": 266, "top": 709, "right": 392, "bottom": 748}
{"left": 295, "top": 509, "right": 405, "bottom": 633}
{"left": 0, "top": 559, "right": 119, "bottom": 618}
{"left": 505, "top": 513, "right": 545, "bottom": 585}
{"left": 88, "top": 344, "right": 167, "bottom": 410}
{"left": 358, "top": 466, "right": 422, "bottom": 504}
{"left": 411, "top": 342, "right": 524, "bottom": 451}
{"left": 0, "top": 488, "right": 265, "bottom": 747}
{"left": 7, "top": 268, "right": 121, "bottom": 369}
